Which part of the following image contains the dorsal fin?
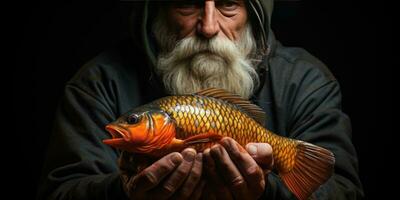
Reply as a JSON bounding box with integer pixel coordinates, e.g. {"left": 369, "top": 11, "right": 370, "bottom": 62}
{"left": 195, "top": 88, "right": 266, "bottom": 126}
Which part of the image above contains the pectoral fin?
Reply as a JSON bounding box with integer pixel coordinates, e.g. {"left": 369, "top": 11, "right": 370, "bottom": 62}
{"left": 183, "top": 132, "right": 223, "bottom": 145}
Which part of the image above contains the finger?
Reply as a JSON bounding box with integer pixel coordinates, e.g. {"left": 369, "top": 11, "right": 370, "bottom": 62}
{"left": 201, "top": 184, "right": 217, "bottom": 200}
{"left": 200, "top": 183, "right": 217, "bottom": 200}
{"left": 131, "top": 152, "right": 183, "bottom": 192}
{"left": 221, "top": 138, "right": 265, "bottom": 196}
{"left": 173, "top": 153, "right": 203, "bottom": 199}
{"left": 191, "top": 179, "right": 206, "bottom": 200}
{"left": 203, "top": 148, "right": 233, "bottom": 200}
{"left": 151, "top": 148, "right": 197, "bottom": 199}
{"left": 246, "top": 142, "right": 274, "bottom": 170}
{"left": 210, "top": 144, "right": 248, "bottom": 199}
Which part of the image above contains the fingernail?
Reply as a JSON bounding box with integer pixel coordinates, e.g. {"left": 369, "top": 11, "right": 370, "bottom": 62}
{"left": 247, "top": 144, "right": 257, "bottom": 156}
{"left": 183, "top": 149, "right": 196, "bottom": 162}
{"left": 171, "top": 153, "right": 183, "bottom": 165}
{"left": 196, "top": 153, "right": 203, "bottom": 161}
{"left": 204, "top": 148, "right": 210, "bottom": 155}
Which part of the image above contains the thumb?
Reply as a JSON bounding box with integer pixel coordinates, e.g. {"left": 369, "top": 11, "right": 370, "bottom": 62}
{"left": 246, "top": 143, "right": 274, "bottom": 170}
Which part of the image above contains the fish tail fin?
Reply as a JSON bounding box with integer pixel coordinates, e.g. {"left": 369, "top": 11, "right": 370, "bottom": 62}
{"left": 280, "top": 142, "right": 335, "bottom": 200}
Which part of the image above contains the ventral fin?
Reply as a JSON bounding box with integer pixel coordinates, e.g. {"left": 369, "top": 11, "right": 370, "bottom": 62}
{"left": 195, "top": 88, "right": 266, "bottom": 126}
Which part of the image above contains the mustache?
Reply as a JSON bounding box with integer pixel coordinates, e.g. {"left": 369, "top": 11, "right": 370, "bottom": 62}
{"left": 166, "top": 36, "right": 241, "bottom": 64}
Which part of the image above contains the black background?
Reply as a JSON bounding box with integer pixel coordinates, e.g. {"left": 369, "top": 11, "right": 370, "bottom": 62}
{"left": 14, "top": 0, "right": 394, "bottom": 199}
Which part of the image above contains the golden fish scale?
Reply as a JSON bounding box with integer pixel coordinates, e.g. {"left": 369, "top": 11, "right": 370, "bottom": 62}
{"left": 156, "top": 95, "right": 298, "bottom": 172}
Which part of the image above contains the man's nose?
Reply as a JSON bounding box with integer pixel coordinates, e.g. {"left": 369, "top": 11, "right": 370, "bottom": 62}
{"left": 197, "top": 0, "right": 220, "bottom": 38}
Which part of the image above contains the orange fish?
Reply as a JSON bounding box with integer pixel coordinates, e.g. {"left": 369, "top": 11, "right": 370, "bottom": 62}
{"left": 103, "top": 88, "right": 335, "bottom": 199}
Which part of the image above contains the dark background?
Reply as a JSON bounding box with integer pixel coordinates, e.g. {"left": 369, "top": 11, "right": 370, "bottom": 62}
{"left": 14, "top": 0, "right": 394, "bottom": 199}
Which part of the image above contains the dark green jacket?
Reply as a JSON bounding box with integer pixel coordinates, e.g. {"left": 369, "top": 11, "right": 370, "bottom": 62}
{"left": 37, "top": 0, "right": 363, "bottom": 199}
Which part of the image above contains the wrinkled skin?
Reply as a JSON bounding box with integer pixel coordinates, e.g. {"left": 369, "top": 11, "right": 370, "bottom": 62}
{"left": 201, "top": 137, "right": 273, "bottom": 200}
{"left": 121, "top": 1, "right": 274, "bottom": 199}
{"left": 121, "top": 137, "right": 274, "bottom": 200}
{"left": 166, "top": 0, "right": 248, "bottom": 41}
{"left": 121, "top": 148, "right": 204, "bottom": 200}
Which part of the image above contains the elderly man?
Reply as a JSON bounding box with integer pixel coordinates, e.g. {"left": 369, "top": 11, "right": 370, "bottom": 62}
{"left": 37, "top": 0, "right": 363, "bottom": 199}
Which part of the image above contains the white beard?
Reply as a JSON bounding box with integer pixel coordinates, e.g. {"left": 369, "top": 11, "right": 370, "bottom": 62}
{"left": 152, "top": 17, "right": 259, "bottom": 99}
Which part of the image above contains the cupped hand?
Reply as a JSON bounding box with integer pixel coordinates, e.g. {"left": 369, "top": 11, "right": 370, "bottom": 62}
{"left": 121, "top": 148, "right": 205, "bottom": 200}
{"left": 201, "top": 137, "right": 274, "bottom": 200}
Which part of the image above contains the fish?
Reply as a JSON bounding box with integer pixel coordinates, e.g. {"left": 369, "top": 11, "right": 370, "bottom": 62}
{"left": 103, "top": 88, "right": 335, "bottom": 200}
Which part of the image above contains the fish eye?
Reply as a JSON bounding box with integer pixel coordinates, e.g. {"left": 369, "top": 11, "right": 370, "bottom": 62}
{"left": 127, "top": 114, "right": 140, "bottom": 124}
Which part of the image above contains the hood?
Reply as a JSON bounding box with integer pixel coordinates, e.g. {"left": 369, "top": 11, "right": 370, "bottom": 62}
{"left": 130, "top": 0, "right": 276, "bottom": 94}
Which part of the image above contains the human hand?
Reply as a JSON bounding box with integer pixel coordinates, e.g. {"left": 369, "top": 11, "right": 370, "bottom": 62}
{"left": 201, "top": 137, "right": 273, "bottom": 200}
{"left": 121, "top": 148, "right": 205, "bottom": 200}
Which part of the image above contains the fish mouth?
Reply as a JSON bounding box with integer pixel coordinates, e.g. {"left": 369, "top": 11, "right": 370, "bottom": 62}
{"left": 103, "top": 124, "right": 130, "bottom": 145}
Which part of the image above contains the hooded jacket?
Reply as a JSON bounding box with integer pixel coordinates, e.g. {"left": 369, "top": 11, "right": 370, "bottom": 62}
{"left": 37, "top": 0, "right": 364, "bottom": 199}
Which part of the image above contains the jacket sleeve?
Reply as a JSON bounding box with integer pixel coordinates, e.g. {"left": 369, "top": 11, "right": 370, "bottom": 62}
{"left": 291, "top": 80, "right": 363, "bottom": 199}
{"left": 263, "top": 80, "right": 364, "bottom": 199}
{"left": 37, "top": 83, "right": 129, "bottom": 200}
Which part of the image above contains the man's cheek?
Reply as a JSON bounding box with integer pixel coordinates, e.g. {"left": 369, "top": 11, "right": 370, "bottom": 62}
{"left": 171, "top": 18, "right": 198, "bottom": 39}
